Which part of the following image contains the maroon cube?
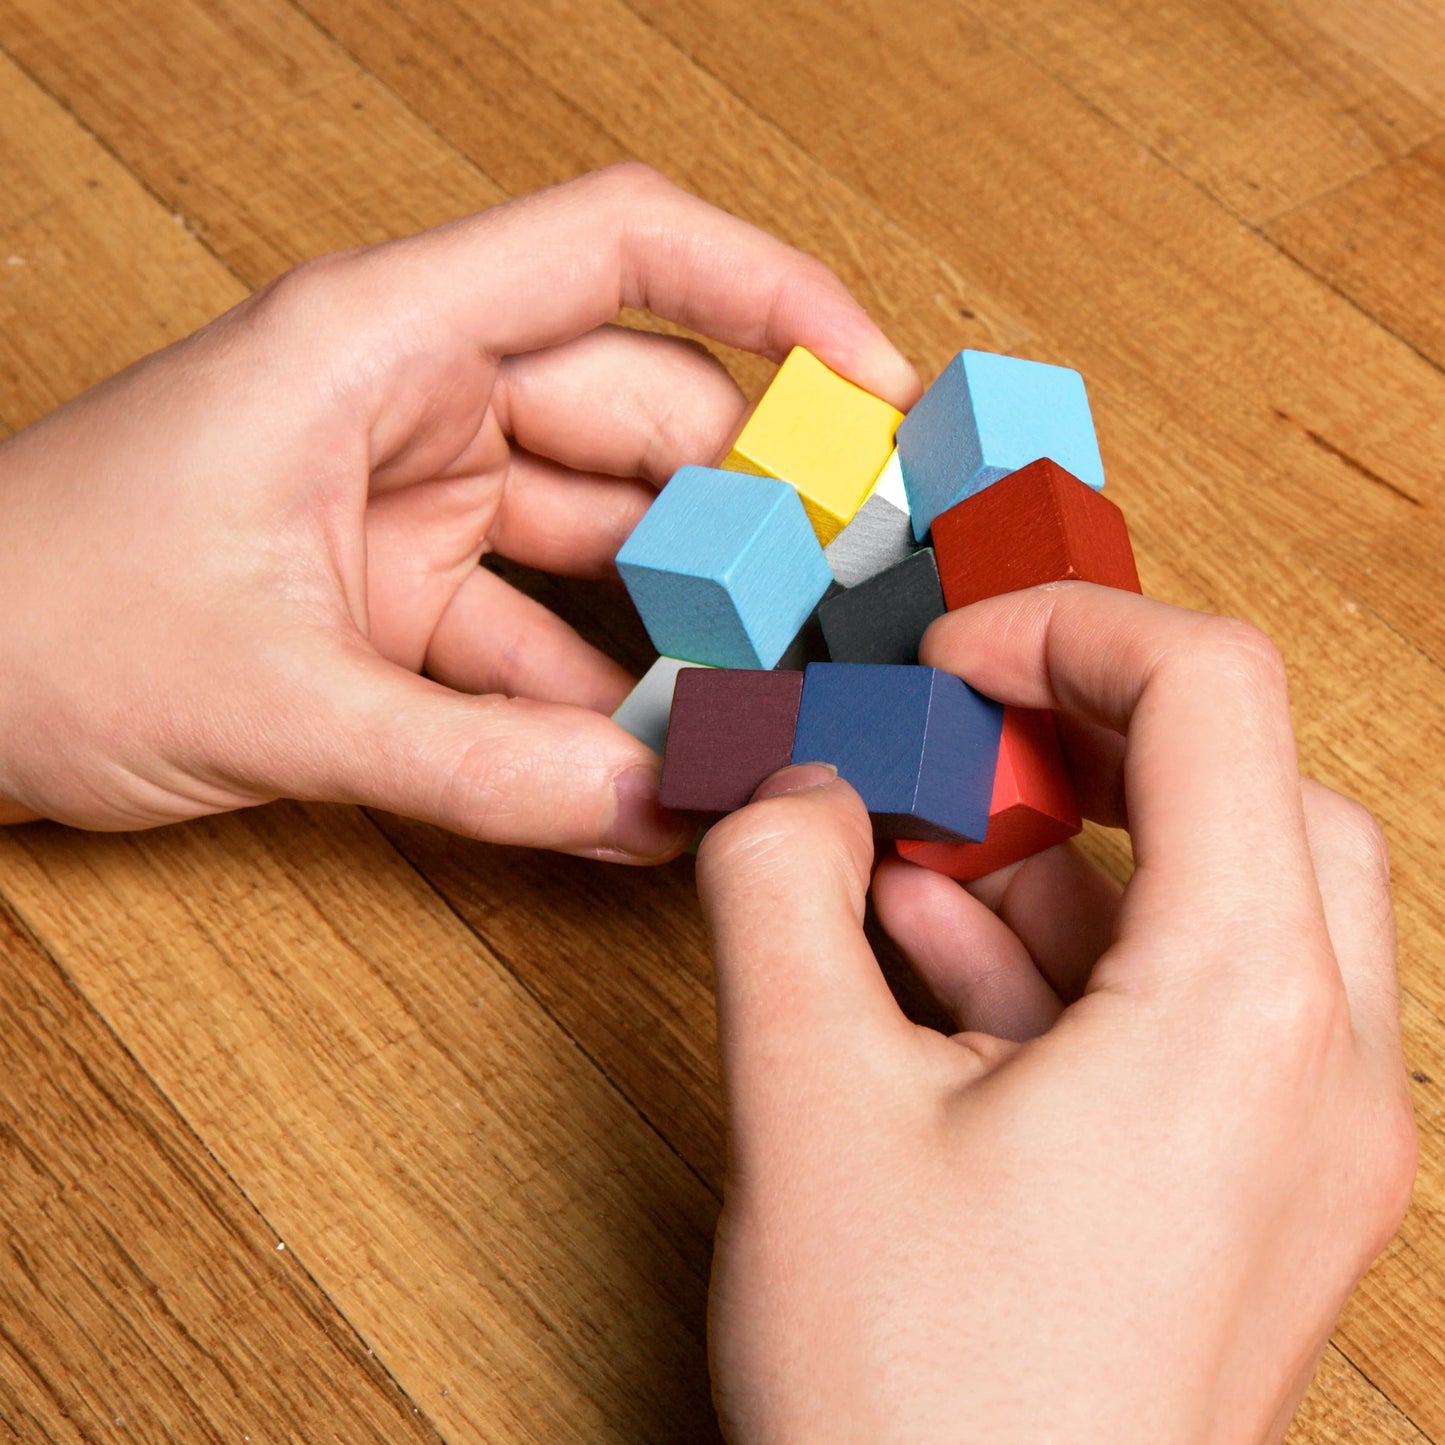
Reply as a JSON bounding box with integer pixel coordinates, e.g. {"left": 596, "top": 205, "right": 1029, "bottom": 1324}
{"left": 659, "top": 668, "right": 806, "bottom": 818}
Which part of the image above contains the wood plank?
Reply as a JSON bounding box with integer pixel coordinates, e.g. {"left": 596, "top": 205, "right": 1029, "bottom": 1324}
{"left": 1286, "top": 1345, "right": 1431, "bottom": 1445}
{"left": 1267, "top": 140, "right": 1445, "bottom": 370}
{"left": 918, "top": 0, "right": 1441, "bottom": 225}
{"left": 0, "top": 896, "right": 443, "bottom": 1442}
{"left": 0, "top": 807, "right": 721, "bottom": 1444}
{"left": 0, "top": 0, "right": 1033, "bottom": 384}
{"left": 0, "top": 48, "right": 237, "bottom": 426}
{"left": 1306, "top": 0, "right": 1445, "bottom": 112}
{"left": 0, "top": 0, "right": 500, "bottom": 288}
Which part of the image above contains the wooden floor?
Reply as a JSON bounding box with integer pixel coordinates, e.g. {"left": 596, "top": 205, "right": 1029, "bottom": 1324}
{"left": 2, "top": 0, "right": 1444, "bottom": 1439}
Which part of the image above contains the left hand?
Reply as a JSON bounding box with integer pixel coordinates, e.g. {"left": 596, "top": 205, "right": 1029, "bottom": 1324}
{"left": 0, "top": 165, "right": 919, "bottom": 854}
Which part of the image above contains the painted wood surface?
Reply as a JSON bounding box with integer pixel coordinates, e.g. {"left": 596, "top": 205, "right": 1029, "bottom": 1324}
{"left": 819, "top": 546, "right": 946, "bottom": 665}
{"left": 932, "top": 457, "right": 1141, "bottom": 610}
{"left": 660, "top": 668, "right": 805, "bottom": 816}
{"left": 1, "top": 1, "right": 1443, "bottom": 1438}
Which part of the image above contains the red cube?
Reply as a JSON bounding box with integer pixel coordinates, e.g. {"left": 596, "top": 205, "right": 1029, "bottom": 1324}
{"left": 931, "top": 458, "right": 1140, "bottom": 610}
{"left": 896, "top": 707, "right": 1081, "bottom": 881}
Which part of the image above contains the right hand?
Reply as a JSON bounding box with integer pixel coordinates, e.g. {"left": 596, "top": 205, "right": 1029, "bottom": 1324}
{"left": 699, "top": 582, "right": 1415, "bottom": 1443}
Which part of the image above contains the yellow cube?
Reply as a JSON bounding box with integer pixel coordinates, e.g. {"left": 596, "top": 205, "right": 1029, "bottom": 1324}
{"left": 722, "top": 347, "right": 904, "bottom": 545}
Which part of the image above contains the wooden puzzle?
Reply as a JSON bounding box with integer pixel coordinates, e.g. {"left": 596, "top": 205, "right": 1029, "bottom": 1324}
{"left": 612, "top": 344, "right": 1141, "bottom": 869}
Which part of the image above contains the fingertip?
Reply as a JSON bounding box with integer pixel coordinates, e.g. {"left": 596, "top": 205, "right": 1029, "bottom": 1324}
{"left": 597, "top": 761, "right": 695, "bottom": 863}
{"left": 820, "top": 324, "right": 922, "bottom": 414}
{"left": 867, "top": 344, "right": 925, "bottom": 413}
{"left": 749, "top": 761, "right": 838, "bottom": 802}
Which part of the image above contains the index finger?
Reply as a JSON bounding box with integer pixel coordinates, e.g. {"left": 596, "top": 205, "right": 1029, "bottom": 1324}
{"left": 921, "top": 584, "right": 1323, "bottom": 944}
{"left": 346, "top": 164, "right": 922, "bottom": 408}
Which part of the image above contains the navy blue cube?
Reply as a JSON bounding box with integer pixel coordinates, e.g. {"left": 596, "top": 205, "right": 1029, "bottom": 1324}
{"left": 791, "top": 663, "right": 1004, "bottom": 843}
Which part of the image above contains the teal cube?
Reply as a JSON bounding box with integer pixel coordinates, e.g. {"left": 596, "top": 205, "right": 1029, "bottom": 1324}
{"left": 616, "top": 466, "right": 833, "bottom": 669}
{"left": 897, "top": 350, "right": 1105, "bottom": 539}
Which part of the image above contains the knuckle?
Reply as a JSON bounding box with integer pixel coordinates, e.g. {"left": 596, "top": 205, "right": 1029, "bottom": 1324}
{"left": 1330, "top": 794, "right": 1392, "bottom": 886}
{"left": 436, "top": 711, "right": 550, "bottom": 837}
{"left": 1247, "top": 971, "right": 1347, "bottom": 1066}
{"left": 244, "top": 251, "right": 355, "bottom": 334}
{"left": 699, "top": 801, "right": 815, "bottom": 881}
{"left": 698, "top": 786, "right": 872, "bottom": 896}
{"left": 1192, "top": 617, "right": 1289, "bottom": 696}
{"left": 589, "top": 160, "right": 675, "bottom": 206}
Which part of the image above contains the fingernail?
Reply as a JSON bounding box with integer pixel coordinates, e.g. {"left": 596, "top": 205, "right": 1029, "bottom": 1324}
{"left": 751, "top": 762, "right": 838, "bottom": 802}
{"left": 602, "top": 764, "right": 693, "bottom": 861}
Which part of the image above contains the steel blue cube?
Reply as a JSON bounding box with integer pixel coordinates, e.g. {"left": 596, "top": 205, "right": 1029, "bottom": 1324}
{"left": 791, "top": 662, "right": 1004, "bottom": 842}
{"left": 616, "top": 466, "right": 833, "bottom": 669}
{"left": 897, "top": 350, "right": 1105, "bottom": 539}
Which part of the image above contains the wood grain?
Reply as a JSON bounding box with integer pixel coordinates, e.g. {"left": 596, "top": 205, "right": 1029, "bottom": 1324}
{"left": 1, "top": 0, "right": 1444, "bottom": 1437}
{"left": 0, "top": 898, "right": 444, "bottom": 1442}
{"left": 0, "top": 0, "right": 499, "bottom": 284}
{"left": 0, "top": 808, "right": 721, "bottom": 1444}
{"left": 0, "top": 47, "right": 236, "bottom": 425}
{"left": 927, "top": 0, "right": 1443, "bottom": 224}
{"left": 1268, "top": 139, "right": 1445, "bottom": 370}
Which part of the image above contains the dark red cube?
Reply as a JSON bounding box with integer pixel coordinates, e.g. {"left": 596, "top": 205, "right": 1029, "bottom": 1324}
{"left": 659, "top": 668, "right": 806, "bottom": 817}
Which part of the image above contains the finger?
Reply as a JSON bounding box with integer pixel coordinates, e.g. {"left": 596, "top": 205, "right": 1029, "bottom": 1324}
{"left": 920, "top": 586, "right": 1323, "bottom": 954}
{"left": 697, "top": 766, "right": 909, "bottom": 1123}
{"left": 495, "top": 325, "right": 747, "bottom": 485}
{"left": 426, "top": 564, "right": 635, "bottom": 713}
{"left": 963, "top": 842, "right": 1123, "bottom": 1004}
{"left": 311, "top": 166, "right": 919, "bottom": 468}
{"left": 1300, "top": 779, "right": 1400, "bottom": 1061}
{"left": 491, "top": 450, "right": 657, "bottom": 577}
{"left": 450, "top": 167, "right": 919, "bottom": 402}
{"left": 279, "top": 647, "right": 692, "bottom": 863}
{"left": 873, "top": 854, "right": 1062, "bottom": 1040}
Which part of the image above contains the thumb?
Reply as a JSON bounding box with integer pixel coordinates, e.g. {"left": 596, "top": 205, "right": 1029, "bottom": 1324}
{"left": 697, "top": 765, "right": 908, "bottom": 1133}
{"left": 278, "top": 650, "right": 692, "bottom": 861}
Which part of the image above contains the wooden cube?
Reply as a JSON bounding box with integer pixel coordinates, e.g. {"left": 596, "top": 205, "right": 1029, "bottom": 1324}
{"left": 659, "top": 668, "right": 806, "bottom": 817}
{"left": 897, "top": 707, "right": 1082, "bottom": 880}
{"left": 616, "top": 466, "right": 832, "bottom": 669}
{"left": 818, "top": 548, "right": 945, "bottom": 666}
{"left": 931, "top": 457, "right": 1140, "bottom": 610}
{"left": 791, "top": 662, "right": 1003, "bottom": 842}
{"left": 896, "top": 349, "right": 1104, "bottom": 538}
{"left": 723, "top": 347, "right": 903, "bottom": 545}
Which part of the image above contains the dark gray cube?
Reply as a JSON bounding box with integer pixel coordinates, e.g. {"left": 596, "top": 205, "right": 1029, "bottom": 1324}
{"left": 818, "top": 548, "right": 946, "bottom": 666}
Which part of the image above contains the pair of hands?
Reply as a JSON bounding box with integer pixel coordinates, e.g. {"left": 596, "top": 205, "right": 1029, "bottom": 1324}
{"left": 0, "top": 166, "right": 1413, "bottom": 1442}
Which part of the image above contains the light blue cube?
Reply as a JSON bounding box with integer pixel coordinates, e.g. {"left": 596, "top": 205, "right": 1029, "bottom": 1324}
{"left": 897, "top": 350, "right": 1105, "bottom": 539}
{"left": 616, "top": 466, "right": 833, "bottom": 669}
